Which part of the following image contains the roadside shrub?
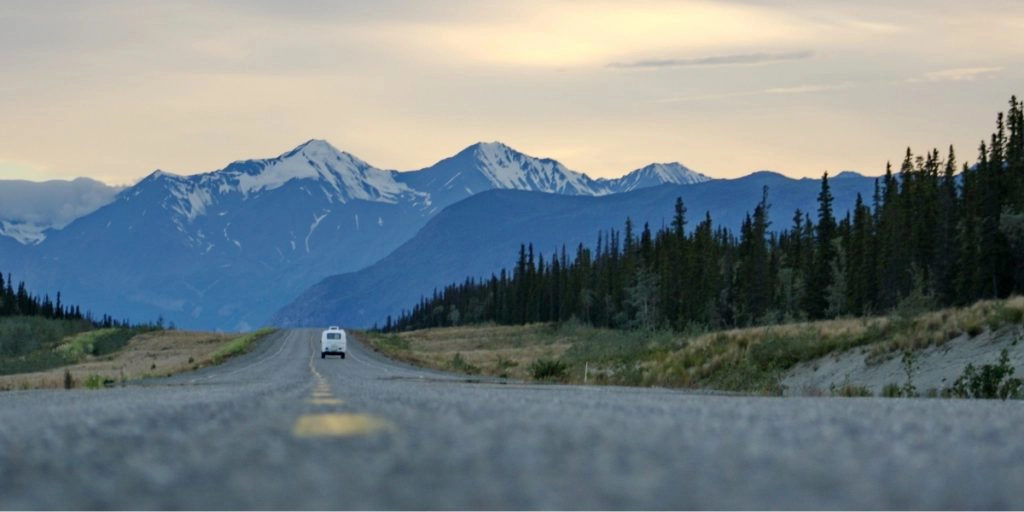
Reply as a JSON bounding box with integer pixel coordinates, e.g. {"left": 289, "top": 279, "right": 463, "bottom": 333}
{"left": 448, "top": 352, "right": 480, "bottom": 375}
{"left": 0, "top": 350, "right": 75, "bottom": 376}
{"left": 947, "top": 349, "right": 1022, "bottom": 400}
{"left": 492, "top": 357, "right": 518, "bottom": 378}
{"left": 749, "top": 334, "right": 804, "bottom": 370}
{"left": 529, "top": 358, "right": 568, "bottom": 382}
{"left": 881, "top": 383, "right": 902, "bottom": 398}
{"left": 82, "top": 374, "right": 105, "bottom": 389}
{"left": 376, "top": 334, "right": 411, "bottom": 352}
{"left": 900, "top": 351, "right": 918, "bottom": 397}
{"left": 63, "top": 369, "right": 74, "bottom": 389}
{"left": 89, "top": 329, "right": 137, "bottom": 356}
{"left": 992, "top": 304, "right": 1024, "bottom": 328}
{"left": 0, "top": 317, "right": 94, "bottom": 358}
{"left": 830, "top": 380, "right": 872, "bottom": 397}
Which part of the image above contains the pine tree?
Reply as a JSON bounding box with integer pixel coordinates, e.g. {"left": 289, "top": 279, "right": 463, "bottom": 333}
{"left": 805, "top": 172, "right": 836, "bottom": 319}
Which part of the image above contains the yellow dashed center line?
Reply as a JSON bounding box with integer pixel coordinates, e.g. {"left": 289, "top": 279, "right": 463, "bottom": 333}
{"left": 293, "top": 413, "right": 394, "bottom": 438}
{"left": 307, "top": 398, "right": 344, "bottom": 406}
{"left": 292, "top": 335, "right": 394, "bottom": 438}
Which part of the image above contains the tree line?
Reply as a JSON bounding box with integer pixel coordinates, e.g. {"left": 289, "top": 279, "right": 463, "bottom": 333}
{"left": 387, "top": 97, "right": 1024, "bottom": 332}
{"left": 0, "top": 271, "right": 130, "bottom": 328}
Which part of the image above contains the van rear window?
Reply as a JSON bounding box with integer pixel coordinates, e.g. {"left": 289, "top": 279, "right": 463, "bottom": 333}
{"left": 326, "top": 333, "right": 343, "bottom": 340}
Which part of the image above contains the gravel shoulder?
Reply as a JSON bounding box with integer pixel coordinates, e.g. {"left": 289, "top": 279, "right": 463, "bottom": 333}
{"left": 783, "top": 325, "right": 1024, "bottom": 396}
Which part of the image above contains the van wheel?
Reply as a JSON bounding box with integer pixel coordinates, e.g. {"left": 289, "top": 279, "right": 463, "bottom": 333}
{"left": 321, "top": 352, "right": 325, "bottom": 359}
{"left": 341, "top": 353, "right": 346, "bottom": 359}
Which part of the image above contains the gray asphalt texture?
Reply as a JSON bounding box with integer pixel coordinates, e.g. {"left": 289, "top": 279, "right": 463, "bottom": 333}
{"left": 2, "top": 329, "right": 1023, "bottom": 510}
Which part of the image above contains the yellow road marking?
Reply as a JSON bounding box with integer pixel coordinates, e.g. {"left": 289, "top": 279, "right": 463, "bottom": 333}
{"left": 312, "top": 393, "right": 335, "bottom": 400}
{"left": 293, "top": 413, "right": 393, "bottom": 437}
{"left": 307, "top": 398, "right": 344, "bottom": 405}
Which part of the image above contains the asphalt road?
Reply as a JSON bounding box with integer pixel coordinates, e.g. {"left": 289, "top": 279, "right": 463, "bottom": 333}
{"left": 2, "top": 329, "right": 1024, "bottom": 510}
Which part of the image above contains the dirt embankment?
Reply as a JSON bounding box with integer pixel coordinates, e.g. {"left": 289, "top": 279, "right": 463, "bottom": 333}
{"left": 782, "top": 325, "right": 1024, "bottom": 396}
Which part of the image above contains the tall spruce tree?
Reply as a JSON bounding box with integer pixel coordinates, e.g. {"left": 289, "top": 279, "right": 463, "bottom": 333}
{"left": 805, "top": 172, "right": 836, "bottom": 319}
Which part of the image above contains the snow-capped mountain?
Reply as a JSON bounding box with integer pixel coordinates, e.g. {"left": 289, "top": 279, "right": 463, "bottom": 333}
{"left": 0, "top": 139, "right": 713, "bottom": 330}
{"left": 396, "top": 143, "right": 714, "bottom": 211}
{"left": 603, "top": 163, "right": 710, "bottom": 192}
{"left": 139, "top": 139, "right": 426, "bottom": 224}
{"left": 396, "top": 142, "right": 612, "bottom": 212}
{"left": 0, "top": 178, "right": 122, "bottom": 244}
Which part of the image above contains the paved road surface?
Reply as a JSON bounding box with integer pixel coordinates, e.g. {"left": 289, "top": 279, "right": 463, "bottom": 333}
{"left": 2, "top": 329, "right": 1023, "bottom": 509}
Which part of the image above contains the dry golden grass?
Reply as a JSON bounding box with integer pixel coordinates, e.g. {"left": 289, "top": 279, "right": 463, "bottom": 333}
{"left": 652, "top": 296, "right": 1024, "bottom": 390}
{"left": 0, "top": 330, "right": 235, "bottom": 390}
{"left": 363, "top": 324, "right": 571, "bottom": 380}
{"left": 363, "top": 296, "right": 1024, "bottom": 393}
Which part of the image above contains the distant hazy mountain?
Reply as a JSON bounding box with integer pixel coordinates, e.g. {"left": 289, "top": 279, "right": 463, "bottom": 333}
{"left": 272, "top": 171, "right": 877, "bottom": 329}
{"left": 0, "top": 140, "right": 709, "bottom": 330}
{"left": 0, "top": 178, "right": 123, "bottom": 244}
{"left": 396, "top": 142, "right": 711, "bottom": 211}
{"left": 601, "top": 162, "right": 710, "bottom": 192}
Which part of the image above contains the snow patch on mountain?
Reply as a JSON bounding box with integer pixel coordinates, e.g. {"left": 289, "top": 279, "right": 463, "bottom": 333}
{"left": 0, "top": 221, "right": 47, "bottom": 245}
{"left": 470, "top": 142, "right": 609, "bottom": 196}
{"left": 601, "top": 162, "right": 710, "bottom": 193}
{"left": 227, "top": 139, "right": 417, "bottom": 204}
{"left": 306, "top": 210, "right": 329, "bottom": 253}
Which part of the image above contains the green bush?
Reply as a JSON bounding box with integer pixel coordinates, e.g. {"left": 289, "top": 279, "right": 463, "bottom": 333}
{"left": 0, "top": 317, "right": 94, "bottom": 358}
{"left": 82, "top": 374, "right": 108, "bottom": 389}
{"left": 948, "top": 349, "right": 1022, "bottom": 400}
{"left": 830, "top": 382, "right": 872, "bottom": 397}
{"left": 529, "top": 358, "right": 568, "bottom": 382}
{"left": 881, "top": 383, "right": 903, "bottom": 398}
{"left": 448, "top": 352, "right": 480, "bottom": 375}
{"left": 376, "top": 334, "right": 411, "bottom": 352}
{"left": 0, "top": 350, "right": 76, "bottom": 376}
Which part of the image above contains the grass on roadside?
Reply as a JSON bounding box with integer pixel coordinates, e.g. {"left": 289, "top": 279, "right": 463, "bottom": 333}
{"left": 362, "top": 296, "right": 1024, "bottom": 394}
{"left": 208, "top": 328, "right": 278, "bottom": 365}
{"left": 1, "top": 326, "right": 153, "bottom": 376}
{"left": 0, "top": 327, "right": 279, "bottom": 391}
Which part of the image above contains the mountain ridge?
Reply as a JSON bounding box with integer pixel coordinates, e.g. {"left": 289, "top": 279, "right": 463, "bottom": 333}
{"left": 0, "top": 139, "right": 718, "bottom": 330}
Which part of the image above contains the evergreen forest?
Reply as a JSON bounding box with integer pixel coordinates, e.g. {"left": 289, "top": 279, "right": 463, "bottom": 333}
{"left": 0, "top": 271, "right": 130, "bottom": 328}
{"left": 389, "top": 97, "right": 1024, "bottom": 332}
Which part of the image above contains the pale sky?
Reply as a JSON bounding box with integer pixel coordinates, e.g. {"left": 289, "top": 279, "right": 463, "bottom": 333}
{"left": 1, "top": 0, "right": 1022, "bottom": 185}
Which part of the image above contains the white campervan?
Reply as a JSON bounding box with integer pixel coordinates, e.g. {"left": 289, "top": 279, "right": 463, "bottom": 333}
{"left": 321, "top": 326, "right": 347, "bottom": 359}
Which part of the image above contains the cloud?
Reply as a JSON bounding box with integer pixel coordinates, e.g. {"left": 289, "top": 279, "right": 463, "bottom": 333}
{"left": 608, "top": 50, "right": 814, "bottom": 69}
{"left": 0, "top": 177, "right": 122, "bottom": 227}
{"left": 762, "top": 83, "right": 853, "bottom": 95}
{"left": 658, "top": 81, "right": 853, "bottom": 103}
{"left": 920, "top": 67, "right": 1003, "bottom": 82}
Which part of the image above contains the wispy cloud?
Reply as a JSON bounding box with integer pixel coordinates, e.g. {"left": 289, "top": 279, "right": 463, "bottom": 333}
{"left": 608, "top": 50, "right": 813, "bottom": 70}
{"left": 917, "top": 67, "right": 1003, "bottom": 82}
{"left": 762, "top": 83, "right": 854, "bottom": 95}
{"left": 659, "top": 81, "right": 852, "bottom": 103}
